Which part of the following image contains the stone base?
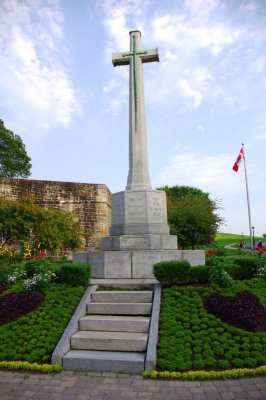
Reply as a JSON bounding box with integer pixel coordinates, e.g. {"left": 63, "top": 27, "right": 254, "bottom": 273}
{"left": 100, "top": 234, "right": 178, "bottom": 251}
{"left": 73, "top": 249, "right": 205, "bottom": 279}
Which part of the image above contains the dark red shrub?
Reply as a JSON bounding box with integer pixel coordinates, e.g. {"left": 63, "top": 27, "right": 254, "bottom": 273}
{"left": 0, "top": 291, "right": 44, "bottom": 325}
{"left": 205, "top": 290, "right": 264, "bottom": 331}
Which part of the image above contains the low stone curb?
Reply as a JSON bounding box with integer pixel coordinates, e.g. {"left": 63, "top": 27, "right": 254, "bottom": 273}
{"left": 51, "top": 285, "right": 97, "bottom": 364}
{"left": 145, "top": 283, "right": 161, "bottom": 370}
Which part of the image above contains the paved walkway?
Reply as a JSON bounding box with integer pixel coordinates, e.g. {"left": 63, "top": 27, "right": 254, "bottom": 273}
{"left": 0, "top": 370, "right": 265, "bottom": 400}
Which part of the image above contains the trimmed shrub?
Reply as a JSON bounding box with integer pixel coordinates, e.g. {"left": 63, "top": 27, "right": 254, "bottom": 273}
{"left": 205, "top": 290, "right": 264, "bottom": 331}
{"left": 230, "top": 257, "right": 262, "bottom": 279}
{"left": 55, "top": 262, "right": 91, "bottom": 286}
{"left": 224, "top": 263, "right": 244, "bottom": 280}
{"left": 189, "top": 265, "right": 210, "bottom": 283}
{"left": 153, "top": 260, "right": 191, "bottom": 286}
{"left": 205, "top": 256, "right": 224, "bottom": 267}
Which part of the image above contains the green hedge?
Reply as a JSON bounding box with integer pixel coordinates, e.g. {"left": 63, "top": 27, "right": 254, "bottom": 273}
{"left": 153, "top": 260, "right": 191, "bottom": 286}
{"left": 206, "top": 256, "right": 262, "bottom": 280}
{"left": 189, "top": 265, "right": 210, "bottom": 283}
{"left": 229, "top": 257, "right": 262, "bottom": 279}
{"left": 25, "top": 260, "right": 91, "bottom": 286}
{"left": 55, "top": 262, "right": 91, "bottom": 286}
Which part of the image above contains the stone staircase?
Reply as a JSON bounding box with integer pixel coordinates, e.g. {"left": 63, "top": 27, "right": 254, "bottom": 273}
{"left": 63, "top": 290, "right": 153, "bottom": 373}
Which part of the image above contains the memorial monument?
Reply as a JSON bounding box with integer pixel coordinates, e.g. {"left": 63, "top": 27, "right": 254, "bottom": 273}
{"left": 74, "top": 30, "right": 205, "bottom": 278}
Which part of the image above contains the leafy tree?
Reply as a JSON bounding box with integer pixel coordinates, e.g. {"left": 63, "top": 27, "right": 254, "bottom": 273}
{"left": 158, "top": 185, "right": 224, "bottom": 249}
{"left": 0, "top": 120, "right": 31, "bottom": 178}
{"left": 0, "top": 197, "right": 81, "bottom": 251}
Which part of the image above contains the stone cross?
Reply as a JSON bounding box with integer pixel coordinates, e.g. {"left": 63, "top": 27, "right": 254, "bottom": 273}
{"left": 112, "top": 30, "right": 159, "bottom": 191}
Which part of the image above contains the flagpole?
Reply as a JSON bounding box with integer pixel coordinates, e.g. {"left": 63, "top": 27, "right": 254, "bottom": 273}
{"left": 242, "top": 143, "right": 253, "bottom": 251}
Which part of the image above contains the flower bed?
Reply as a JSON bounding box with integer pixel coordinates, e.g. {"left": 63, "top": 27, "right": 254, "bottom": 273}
{"left": 0, "top": 284, "right": 84, "bottom": 363}
{"left": 157, "top": 279, "right": 266, "bottom": 371}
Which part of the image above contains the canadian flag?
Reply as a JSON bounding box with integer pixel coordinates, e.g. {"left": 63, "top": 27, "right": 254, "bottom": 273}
{"left": 232, "top": 146, "right": 244, "bottom": 172}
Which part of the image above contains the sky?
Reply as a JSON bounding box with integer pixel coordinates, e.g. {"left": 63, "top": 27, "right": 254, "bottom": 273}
{"left": 1, "top": 0, "right": 266, "bottom": 237}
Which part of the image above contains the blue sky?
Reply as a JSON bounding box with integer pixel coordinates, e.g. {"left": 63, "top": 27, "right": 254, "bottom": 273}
{"left": 1, "top": 0, "right": 266, "bottom": 237}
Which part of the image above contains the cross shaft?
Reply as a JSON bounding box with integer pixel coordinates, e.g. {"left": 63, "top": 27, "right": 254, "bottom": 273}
{"left": 112, "top": 30, "right": 159, "bottom": 191}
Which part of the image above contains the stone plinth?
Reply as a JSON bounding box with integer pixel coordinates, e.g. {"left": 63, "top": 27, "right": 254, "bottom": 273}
{"left": 110, "top": 190, "right": 169, "bottom": 236}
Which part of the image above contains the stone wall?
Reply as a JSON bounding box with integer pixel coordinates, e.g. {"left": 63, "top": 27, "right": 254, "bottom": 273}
{"left": 0, "top": 178, "right": 111, "bottom": 254}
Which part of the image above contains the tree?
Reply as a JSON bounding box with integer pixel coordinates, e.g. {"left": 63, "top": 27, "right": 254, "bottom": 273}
{"left": 0, "top": 197, "right": 81, "bottom": 251}
{"left": 0, "top": 120, "right": 31, "bottom": 178}
{"left": 158, "top": 185, "right": 224, "bottom": 249}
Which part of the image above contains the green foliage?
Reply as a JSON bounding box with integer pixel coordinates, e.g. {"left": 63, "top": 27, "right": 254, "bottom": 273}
{"left": 0, "top": 283, "right": 84, "bottom": 363}
{"left": 0, "top": 257, "right": 17, "bottom": 285}
{"left": 143, "top": 365, "right": 266, "bottom": 380}
{"left": 189, "top": 265, "right": 210, "bottom": 283}
{"left": 0, "top": 120, "right": 31, "bottom": 178}
{"left": 37, "top": 206, "right": 81, "bottom": 251}
{"left": 153, "top": 260, "right": 191, "bottom": 286}
{"left": 0, "top": 361, "right": 62, "bottom": 373}
{"left": 207, "top": 256, "right": 264, "bottom": 280}
{"left": 230, "top": 257, "right": 262, "bottom": 279}
{"left": 55, "top": 262, "right": 91, "bottom": 286}
{"left": 25, "top": 258, "right": 55, "bottom": 278}
{"left": 23, "top": 270, "right": 56, "bottom": 291}
{"left": 24, "top": 259, "right": 91, "bottom": 288}
{"left": 157, "top": 279, "right": 266, "bottom": 373}
{"left": 158, "top": 185, "right": 223, "bottom": 249}
{"left": 209, "top": 263, "right": 233, "bottom": 289}
{"left": 0, "top": 197, "right": 81, "bottom": 251}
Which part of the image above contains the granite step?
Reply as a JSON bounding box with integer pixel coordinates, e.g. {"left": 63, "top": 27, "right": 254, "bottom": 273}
{"left": 87, "top": 302, "right": 152, "bottom": 315}
{"left": 79, "top": 315, "right": 150, "bottom": 332}
{"left": 71, "top": 331, "right": 148, "bottom": 352}
{"left": 63, "top": 350, "right": 145, "bottom": 373}
{"left": 61, "top": 288, "right": 157, "bottom": 373}
{"left": 91, "top": 290, "right": 153, "bottom": 303}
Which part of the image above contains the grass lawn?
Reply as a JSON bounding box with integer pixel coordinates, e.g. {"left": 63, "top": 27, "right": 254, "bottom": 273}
{"left": 201, "top": 232, "right": 265, "bottom": 256}
{"left": 157, "top": 278, "right": 266, "bottom": 372}
{"left": 215, "top": 232, "right": 263, "bottom": 247}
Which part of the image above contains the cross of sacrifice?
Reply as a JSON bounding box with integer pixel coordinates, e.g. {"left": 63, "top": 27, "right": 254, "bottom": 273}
{"left": 112, "top": 30, "right": 159, "bottom": 191}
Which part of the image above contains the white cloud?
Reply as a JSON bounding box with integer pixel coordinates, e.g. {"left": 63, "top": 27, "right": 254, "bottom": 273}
{"left": 0, "top": 0, "right": 81, "bottom": 131}
{"left": 155, "top": 153, "right": 245, "bottom": 199}
{"left": 239, "top": 1, "right": 259, "bottom": 14}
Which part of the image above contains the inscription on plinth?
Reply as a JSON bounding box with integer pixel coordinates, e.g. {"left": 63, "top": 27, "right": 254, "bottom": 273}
{"left": 111, "top": 190, "right": 168, "bottom": 227}
{"left": 126, "top": 192, "right": 146, "bottom": 223}
{"left": 147, "top": 192, "right": 165, "bottom": 223}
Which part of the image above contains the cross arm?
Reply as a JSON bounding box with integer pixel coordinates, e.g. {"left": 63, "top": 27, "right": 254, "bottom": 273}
{"left": 141, "top": 48, "right": 159, "bottom": 63}
{"left": 112, "top": 52, "right": 131, "bottom": 67}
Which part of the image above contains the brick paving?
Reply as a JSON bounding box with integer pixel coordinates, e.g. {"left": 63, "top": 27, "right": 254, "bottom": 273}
{"left": 0, "top": 370, "right": 265, "bottom": 400}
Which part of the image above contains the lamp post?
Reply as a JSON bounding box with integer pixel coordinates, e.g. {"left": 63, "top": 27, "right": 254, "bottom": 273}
{"left": 252, "top": 226, "right": 255, "bottom": 248}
